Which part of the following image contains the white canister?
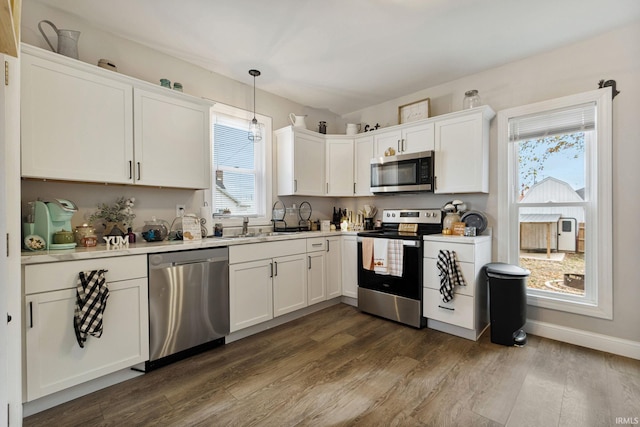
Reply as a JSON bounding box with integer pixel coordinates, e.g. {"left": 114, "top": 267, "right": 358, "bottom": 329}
{"left": 289, "top": 113, "right": 307, "bottom": 128}
{"left": 346, "top": 123, "right": 360, "bottom": 135}
{"left": 321, "top": 220, "right": 331, "bottom": 231}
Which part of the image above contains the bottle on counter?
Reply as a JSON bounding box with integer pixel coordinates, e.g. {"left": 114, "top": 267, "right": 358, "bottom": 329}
{"left": 127, "top": 227, "right": 136, "bottom": 243}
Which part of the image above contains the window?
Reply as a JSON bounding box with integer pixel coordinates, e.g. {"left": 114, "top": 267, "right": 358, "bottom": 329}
{"left": 204, "top": 103, "right": 272, "bottom": 225}
{"left": 497, "top": 88, "right": 612, "bottom": 319}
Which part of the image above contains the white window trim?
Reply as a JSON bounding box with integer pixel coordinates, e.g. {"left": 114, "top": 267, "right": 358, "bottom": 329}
{"left": 497, "top": 88, "right": 612, "bottom": 319}
{"left": 204, "top": 103, "right": 273, "bottom": 227}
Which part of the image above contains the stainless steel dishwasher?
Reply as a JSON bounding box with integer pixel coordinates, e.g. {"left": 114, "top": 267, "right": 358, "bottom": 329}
{"left": 146, "top": 247, "right": 229, "bottom": 370}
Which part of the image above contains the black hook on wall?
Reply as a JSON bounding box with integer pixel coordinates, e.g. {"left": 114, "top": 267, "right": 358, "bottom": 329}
{"left": 598, "top": 79, "right": 620, "bottom": 99}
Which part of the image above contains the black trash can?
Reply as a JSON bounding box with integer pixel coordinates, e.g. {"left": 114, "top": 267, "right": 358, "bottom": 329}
{"left": 484, "top": 262, "right": 530, "bottom": 347}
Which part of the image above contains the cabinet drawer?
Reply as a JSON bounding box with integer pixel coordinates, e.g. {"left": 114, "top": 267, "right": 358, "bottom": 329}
{"left": 229, "top": 239, "right": 306, "bottom": 264}
{"left": 424, "top": 241, "right": 475, "bottom": 263}
{"left": 24, "top": 255, "right": 147, "bottom": 295}
{"left": 306, "top": 237, "right": 327, "bottom": 252}
{"left": 423, "top": 288, "right": 474, "bottom": 329}
{"left": 423, "top": 258, "right": 476, "bottom": 296}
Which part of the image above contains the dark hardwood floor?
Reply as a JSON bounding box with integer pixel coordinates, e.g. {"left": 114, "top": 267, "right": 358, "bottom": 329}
{"left": 24, "top": 304, "right": 640, "bottom": 426}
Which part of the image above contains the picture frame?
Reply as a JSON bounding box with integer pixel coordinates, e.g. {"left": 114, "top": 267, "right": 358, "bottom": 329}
{"left": 398, "top": 97, "right": 431, "bottom": 124}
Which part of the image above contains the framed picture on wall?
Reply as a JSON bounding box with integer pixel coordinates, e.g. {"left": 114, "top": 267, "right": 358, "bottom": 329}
{"left": 398, "top": 98, "right": 431, "bottom": 124}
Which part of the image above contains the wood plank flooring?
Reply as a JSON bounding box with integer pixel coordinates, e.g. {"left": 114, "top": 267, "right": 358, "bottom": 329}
{"left": 24, "top": 304, "right": 640, "bottom": 426}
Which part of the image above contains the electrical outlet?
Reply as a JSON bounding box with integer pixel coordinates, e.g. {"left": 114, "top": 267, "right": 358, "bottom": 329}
{"left": 176, "top": 204, "right": 186, "bottom": 217}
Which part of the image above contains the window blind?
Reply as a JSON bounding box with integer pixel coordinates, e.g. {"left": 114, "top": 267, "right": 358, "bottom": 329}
{"left": 508, "top": 102, "right": 596, "bottom": 142}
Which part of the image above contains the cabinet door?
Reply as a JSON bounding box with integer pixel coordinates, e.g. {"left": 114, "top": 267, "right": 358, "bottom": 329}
{"left": 229, "top": 259, "right": 273, "bottom": 332}
{"left": 133, "top": 88, "right": 211, "bottom": 189}
{"left": 21, "top": 53, "right": 134, "bottom": 184}
{"left": 341, "top": 236, "right": 358, "bottom": 298}
{"left": 326, "top": 237, "right": 343, "bottom": 298}
{"left": 434, "top": 113, "right": 487, "bottom": 193}
{"left": 294, "top": 132, "right": 326, "bottom": 196}
{"left": 354, "top": 135, "right": 374, "bottom": 196}
{"left": 307, "top": 252, "right": 327, "bottom": 305}
{"left": 326, "top": 137, "right": 354, "bottom": 196}
{"left": 402, "top": 121, "right": 435, "bottom": 154}
{"left": 273, "top": 253, "right": 308, "bottom": 317}
{"left": 373, "top": 129, "right": 402, "bottom": 157}
{"left": 25, "top": 279, "right": 148, "bottom": 401}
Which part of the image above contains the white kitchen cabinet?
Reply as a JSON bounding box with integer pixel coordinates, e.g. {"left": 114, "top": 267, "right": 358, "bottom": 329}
{"left": 325, "top": 136, "right": 354, "bottom": 196}
{"left": 434, "top": 106, "right": 494, "bottom": 194}
{"left": 373, "top": 121, "right": 434, "bottom": 157}
{"left": 273, "top": 253, "right": 308, "bottom": 317}
{"left": 354, "top": 135, "right": 374, "bottom": 196}
{"left": 325, "top": 236, "right": 342, "bottom": 298}
{"left": 229, "top": 239, "right": 307, "bottom": 331}
{"left": 21, "top": 49, "right": 134, "bottom": 184}
{"left": 20, "top": 45, "right": 212, "bottom": 189}
{"left": 133, "top": 88, "right": 211, "bottom": 189}
{"left": 341, "top": 235, "right": 358, "bottom": 299}
{"left": 23, "top": 255, "right": 148, "bottom": 401}
{"left": 422, "top": 235, "right": 491, "bottom": 341}
{"left": 307, "top": 238, "right": 327, "bottom": 305}
{"left": 276, "top": 126, "right": 326, "bottom": 196}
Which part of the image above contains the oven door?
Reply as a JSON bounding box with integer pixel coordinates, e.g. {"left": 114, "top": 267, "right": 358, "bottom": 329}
{"left": 357, "top": 238, "right": 422, "bottom": 300}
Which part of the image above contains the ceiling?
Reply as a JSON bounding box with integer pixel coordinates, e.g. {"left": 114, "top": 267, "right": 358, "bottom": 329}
{"left": 43, "top": 0, "right": 640, "bottom": 116}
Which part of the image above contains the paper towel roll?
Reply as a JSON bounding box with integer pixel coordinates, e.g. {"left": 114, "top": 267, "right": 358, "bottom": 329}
{"left": 200, "top": 206, "right": 213, "bottom": 236}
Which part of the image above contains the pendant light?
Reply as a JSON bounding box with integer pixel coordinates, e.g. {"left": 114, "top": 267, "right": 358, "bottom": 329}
{"left": 248, "top": 69, "right": 263, "bottom": 142}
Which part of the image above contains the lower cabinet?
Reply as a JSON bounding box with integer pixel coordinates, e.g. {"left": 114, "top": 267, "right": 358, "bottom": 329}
{"left": 341, "top": 235, "right": 358, "bottom": 299}
{"left": 326, "top": 236, "right": 342, "bottom": 298}
{"left": 229, "top": 259, "right": 274, "bottom": 332}
{"left": 23, "top": 255, "right": 148, "bottom": 401}
{"left": 272, "top": 253, "right": 308, "bottom": 317}
{"left": 422, "top": 235, "right": 491, "bottom": 341}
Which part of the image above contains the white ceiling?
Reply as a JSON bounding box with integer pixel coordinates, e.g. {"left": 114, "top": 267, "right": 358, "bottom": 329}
{"left": 44, "top": 0, "right": 640, "bottom": 115}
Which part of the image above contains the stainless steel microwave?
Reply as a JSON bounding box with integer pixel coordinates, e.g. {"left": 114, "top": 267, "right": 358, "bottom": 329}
{"left": 370, "top": 151, "right": 434, "bottom": 194}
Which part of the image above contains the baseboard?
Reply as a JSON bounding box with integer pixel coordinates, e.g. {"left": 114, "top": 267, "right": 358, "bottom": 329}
{"left": 525, "top": 319, "right": 640, "bottom": 360}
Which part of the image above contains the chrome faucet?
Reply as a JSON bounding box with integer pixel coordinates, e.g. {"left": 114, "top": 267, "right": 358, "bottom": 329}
{"left": 242, "top": 217, "right": 249, "bottom": 235}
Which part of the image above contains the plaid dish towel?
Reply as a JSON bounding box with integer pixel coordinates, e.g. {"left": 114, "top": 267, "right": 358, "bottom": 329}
{"left": 387, "top": 239, "right": 404, "bottom": 277}
{"left": 74, "top": 270, "right": 109, "bottom": 348}
{"left": 437, "top": 250, "right": 466, "bottom": 302}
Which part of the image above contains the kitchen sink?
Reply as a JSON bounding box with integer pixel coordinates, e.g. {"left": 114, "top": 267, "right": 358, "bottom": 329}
{"left": 222, "top": 231, "right": 298, "bottom": 239}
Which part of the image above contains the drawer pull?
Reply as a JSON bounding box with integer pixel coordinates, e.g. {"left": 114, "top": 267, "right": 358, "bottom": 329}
{"left": 438, "top": 305, "right": 455, "bottom": 311}
{"left": 312, "top": 243, "right": 323, "bottom": 247}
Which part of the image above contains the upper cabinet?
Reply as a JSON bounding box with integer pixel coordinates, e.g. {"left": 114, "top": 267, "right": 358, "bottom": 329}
{"left": 434, "top": 105, "right": 494, "bottom": 194}
{"left": 325, "top": 136, "right": 354, "bottom": 197}
{"left": 20, "top": 45, "right": 212, "bottom": 189}
{"left": 373, "top": 121, "right": 434, "bottom": 157}
{"left": 276, "top": 126, "right": 326, "bottom": 196}
{"left": 354, "top": 134, "right": 374, "bottom": 196}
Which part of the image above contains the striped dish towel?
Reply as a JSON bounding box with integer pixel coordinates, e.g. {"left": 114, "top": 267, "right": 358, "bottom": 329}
{"left": 436, "top": 250, "right": 466, "bottom": 302}
{"left": 74, "top": 269, "right": 110, "bottom": 348}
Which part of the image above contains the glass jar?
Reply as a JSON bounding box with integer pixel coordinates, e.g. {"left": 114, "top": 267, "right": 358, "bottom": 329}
{"left": 443, "top": 212, "right": 461, "bottom": 231}
{"left": 463, "top": 90, "right": 482, "bottom": 109}
{"left": 141, "top": 217, "right": 169, "bottom": 242}
{"left": 74, "top": 224, "right": 97, "bottom": 247}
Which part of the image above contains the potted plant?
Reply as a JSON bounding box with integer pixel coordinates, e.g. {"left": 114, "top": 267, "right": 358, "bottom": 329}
{"left": 88, "top": 197, "right": 136, "bottom": 237}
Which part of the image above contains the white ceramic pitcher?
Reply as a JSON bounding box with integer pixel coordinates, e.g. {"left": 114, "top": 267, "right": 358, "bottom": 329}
{"left": 38, "top": 20, "right": 80, "bottom": 59}
{"left": 288, "top": 113, "right": 307, "bottom": 128}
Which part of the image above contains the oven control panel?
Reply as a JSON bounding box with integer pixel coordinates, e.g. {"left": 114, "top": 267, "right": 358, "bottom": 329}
{"left": 382, "top": 209, "right": 441, "bottom": 224}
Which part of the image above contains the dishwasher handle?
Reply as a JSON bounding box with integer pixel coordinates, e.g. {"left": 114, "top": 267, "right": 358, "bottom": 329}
{"left": 170, "top": 257, "right": 228, "bottom": 267}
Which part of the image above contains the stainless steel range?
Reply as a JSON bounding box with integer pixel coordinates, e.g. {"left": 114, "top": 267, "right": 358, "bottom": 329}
{"left": 357, "top": 208, "right": 442, "bottom": 328}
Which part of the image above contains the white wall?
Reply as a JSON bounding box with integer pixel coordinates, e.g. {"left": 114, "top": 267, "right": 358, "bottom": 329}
{"left": 344, "top": 21, "right": 640, "bottom": 344}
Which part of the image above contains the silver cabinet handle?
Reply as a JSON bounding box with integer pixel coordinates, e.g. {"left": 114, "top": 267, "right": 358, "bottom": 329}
{"left": 353, "top": 182, "right": 356, "bottom": 194}
{"left": 326, "top": 240, "right": 330, "bottom": 252}
{"left": 294, "top": 179, "right": 297, "bottom": 193}
{"left": 29, "top": 301, "right": 33, "bottom": 328}
{"left": 402, "top": 139, "right": 406, "bottom": 152}
{"left": 438, "top": 305, "right": 455, "bottom": 311}
{"left": 308, "top": 256, "right": 311, "bottom": 270}
{"left": 136, "top": 162, "right": 141, "bottom": 181}
{"left": 326, "top": 183, "right": 329, "bottom": 193}
{"left": 128, "top": 161, "right": 133, "bottom": 180}
{"left": 269, "top": 262, "right": 273, "bottom": 278}
{"left": 274, "top": 261, "right": 278, "bottom": 276}
{"left": 397, "top": 140, "right": 401, "bottom": 153}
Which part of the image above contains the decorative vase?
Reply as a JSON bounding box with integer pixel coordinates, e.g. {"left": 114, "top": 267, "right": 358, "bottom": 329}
{"left": 443, "top": 212, "right": 461, "bottom": 231}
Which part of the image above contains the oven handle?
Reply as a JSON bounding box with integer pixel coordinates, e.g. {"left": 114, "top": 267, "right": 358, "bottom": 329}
{"left": 356, "top": 237, "right": 421, "bottom": 247}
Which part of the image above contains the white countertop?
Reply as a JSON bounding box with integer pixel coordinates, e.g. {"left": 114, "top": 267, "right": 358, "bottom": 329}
{"left": 21, "top": 230, "right": 357, "bottom": 265}
{"left": 423, "top": 233, "right": 492, "bottom": 244}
